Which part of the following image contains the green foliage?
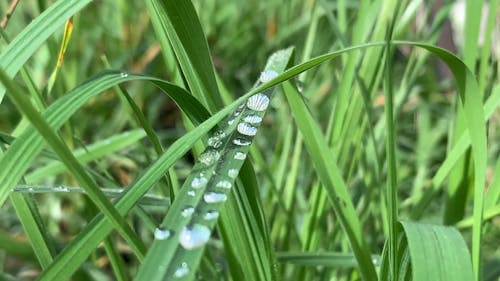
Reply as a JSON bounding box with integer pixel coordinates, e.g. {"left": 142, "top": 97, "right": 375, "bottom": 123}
{"left": 0, "top": 0, "right": 498, "bottom": 281}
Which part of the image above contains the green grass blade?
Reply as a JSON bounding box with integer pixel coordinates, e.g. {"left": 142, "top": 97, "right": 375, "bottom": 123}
{"left": 0, "top": 0, "right": 92, "bottom": 102}
{"left": 9, "top": 193, "right": 56, "bottom": 268}
{"left": 0, "top": 69, "right": 147, "bottom": 261}
{"left": 146, "top": 0, "right": 223, "bottom": 111}
{"left": 394, "top": 41, "right": 487, "bottom": 281}
{"left": 283, "top": 81, "right": 377, "bottom": 280}
{"left": 400, "top": 221, "right": 473, "bottom": 281}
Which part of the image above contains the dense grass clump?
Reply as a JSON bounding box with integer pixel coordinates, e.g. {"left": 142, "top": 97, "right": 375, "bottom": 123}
{"left": 0, "top": 0, "right": 498, "bottom": 280}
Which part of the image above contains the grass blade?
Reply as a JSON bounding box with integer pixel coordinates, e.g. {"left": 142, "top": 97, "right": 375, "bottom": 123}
{"left": 400, "top": 221, "right": 473, "bottom": 281}
{"left": 146, "top": 0, "right": 223, "bottom": 111}
{"left": 134, "top": 48, "right": 293, "bottom": 281}
{"left": 0, "top": 0, "right": 92, "bottom": 102}
{"left": 0, "top": 69, "right": 147, "bottom": 261}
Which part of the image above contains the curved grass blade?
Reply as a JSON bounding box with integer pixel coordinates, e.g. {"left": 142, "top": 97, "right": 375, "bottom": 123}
{"left": 394, "top": 41, "right": 487, "bottom": 281}
{"left": 134, "top": 47, "right": 293, "bottom": 281}
{"left": 0, "top": 69, "right": 147, "bottom": 261}
{"left": 0, "top": 0, "right": 92, "bottom": 102}
{"left": 0, "top": 71, "right": 208, "bottom": 209}
{"left": 399, "top": 221, "right": 474, "bottom": 281}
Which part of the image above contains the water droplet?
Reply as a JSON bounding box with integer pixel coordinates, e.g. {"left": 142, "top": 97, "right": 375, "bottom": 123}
{"left": 216, "top": 180, "right": 232, "bottom": 189}
{"left": 203, "top": 192, "right": 227, "bottom": 203}
{"left": 207, "top": 131, "right": 225, "bottom": 148}
{"left": 259, "top": 70, "right": 278, "bottom": 83}
{"left": 181, "top": 206, "right": 195, "bottom": 217}
{"left": 237, "top": 122, "right": 258, "bottom": 136}
{"left": 199, "top": 150, "right": 220, "bottom": 165}
{"left": 187, "top": 190, "right": 196, "bottom": 197}
{"left": 179, "top": 224, "right": 211, "bottom": 250}
{"left": 246, "top": 93, "right": 270, "bottom": 111}
{"left": 228, "top": 118, "right": 235, "bottom": 125}
{"left": 204, "top": 210, "right": 219, "bottom": 220}
{"left": 154, "top": 227, "right": 171, "bottom": 240}
{"left": 191, "top": 176, "right": 208, "bottom": 189}
{"left": 228, "top": 169, "right": 238, "bottom": 179}
{"left": 233, "top": 138, "right": 251, "bottom": 146}
{"left": 243, "top": 114, "right": 262, "bottom": 124}
{"left": 55, "top": 186, "right": 70, "bottom": 192}
{"left": 234, "top": 152, "right": 246, "bottom": 160}
{"left": 120, "top": 72, "right": 128, "bottom": 78}
{"left": 174, "top": 262, "right": 189, "bottom": 278}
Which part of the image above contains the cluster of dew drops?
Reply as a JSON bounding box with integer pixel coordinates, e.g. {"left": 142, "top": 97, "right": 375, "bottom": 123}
{"left": 152, "top": 69, "right": 278, "bottom": 278}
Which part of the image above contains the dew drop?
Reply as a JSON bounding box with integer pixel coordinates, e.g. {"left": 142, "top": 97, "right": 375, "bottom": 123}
{"left": 228, "top": 169, "right": 238, "bottom": 179}
{"left": 237, "top": 122, "right": 258, "bottom": 136}
{"left": 227, "top": 118, "right": 235, "bottom": 125}
{"left": 174, "top": 262, "right": 189, "bottom": 278}
{"left": 187, "top": 190, "right": 196, "bottom": 197}
{"left": 207, "top": 131, "right": 225, "bottom": 148}
{"left": 154, "top": 227, "right": 171, "bottom": 240}
{"left": 203, "top": 192, "right": 227, "bottom": 203}
{"left": 233, "top": 138, "right": 251, "bottom": 146}
{"left": 55, "top": 186, "right": 70, "bottom": 192}
{"left": 181, "top": 206, "right": 195, "bottom": 217}
{"left": 199, "top": 150, "right": 220, "bottom": 165}
{"left": 234, "top": 152, "right": 246, "bottom": 160}
{"left": 259, "top": 70, "right": 278, "bottom": 83}
{"left": 216, "top": 180, "right": 232, "bottom": 189}
{"left": 204, "top": 210, "right": 219, "bottom": 220}
{"left": 246, "top": 93, "right": 270, "bottom": 111}
{"left": 120, "top": 72, "right": 128, "bottom": 78}
{"left": 243, "top": 114, "right": 262, "bottom": 124}
{"left": 191, "top": 176, "right": 208, "bottom": 189}
{"left": 179, "top": 224, "right": 211, "bottom": 250}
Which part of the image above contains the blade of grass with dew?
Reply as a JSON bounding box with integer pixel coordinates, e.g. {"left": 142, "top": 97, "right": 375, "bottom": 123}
{"left": 399, "top": 221, "right": 474, "bottom": 281}
{"left": 134, "top": 47, "right": 293, "bottom": 281}
{"left": 38, "top": 77, "right": 263, "bottom": 281}
{"left": 12, "top": 185, "right": 170, "bottom": 207}
{"left": 0, "top": 0, "right": 92, "bottom": 102}
{"left": 0, "top": 69, "right": 148, "bottom": 261}
{"left": 25, "top": 130, "right": 146, "bottom": 182}
{"left": 282, "top": 80, "right": 377, "bottom": 280}
{"left": 146, "top": 0, "right": 223, "bottom": 111}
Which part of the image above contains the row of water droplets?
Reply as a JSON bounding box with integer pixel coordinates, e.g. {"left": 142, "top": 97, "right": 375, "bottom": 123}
{"left": 153, "top": 69, "right": 278, "bottom": 278}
